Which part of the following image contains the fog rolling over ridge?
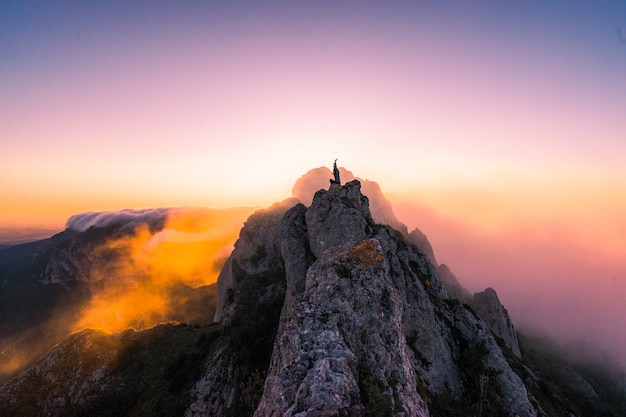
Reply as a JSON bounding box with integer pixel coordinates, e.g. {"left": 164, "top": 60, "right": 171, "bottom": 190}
{"left": 0, "top": 206, "right": 254, "bottom": 379}
{"left": 1, "top": 167, "right": 624, "bottom": 377}
{"left": 63, "top": 207, "right": 255, "bottom": 333}
{"left": 391, "top": 191, "right": 626, "bottom": 370}
{"left": 1, "top": 168, "right": 625, "bottom": 416}
{"left": 294, "top": 167, "right": 626, "bottom": 371}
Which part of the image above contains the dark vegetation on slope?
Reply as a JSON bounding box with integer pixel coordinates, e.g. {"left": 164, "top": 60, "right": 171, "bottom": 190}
{"left": 516, "top": 333, "right": 626, "bottom": 417}
{"left": 0, "top": 231, "right": 90, "bottom": 384}
{"left": 0, "top": 266, "right": 285, "bottom": 417}
{"left": 0, "top": 231, "right": 81, "bottom": 338}
{"left": 220, "top": 265, "right": 286, "bottom": 416}
{"left": 0, "top": 323, "right": 221, "bottom": 417}
{"left": 2, "top": 183, "right": 625, "bottom": 417}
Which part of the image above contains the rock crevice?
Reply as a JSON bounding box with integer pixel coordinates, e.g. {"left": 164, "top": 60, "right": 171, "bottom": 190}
{"left": 206, "top": 180, "right": 539, "bottom": 417}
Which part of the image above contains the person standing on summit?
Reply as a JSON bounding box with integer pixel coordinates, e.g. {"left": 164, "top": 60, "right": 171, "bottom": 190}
{"left": 330, "top": 159, "right": 341, "bottom": 185}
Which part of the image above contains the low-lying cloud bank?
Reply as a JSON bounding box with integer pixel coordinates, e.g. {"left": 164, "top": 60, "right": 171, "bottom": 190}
{"left": 0, "top": 206, "right": 256, "bottom": 382}
{"left": 66, "top": 208, "right": 171, "bottom": 233}
{"left": 391, "top": 197, "right": 626, "bottom": 371}
{"left": 63, "top": 207, "right": 255, "bottom": 333}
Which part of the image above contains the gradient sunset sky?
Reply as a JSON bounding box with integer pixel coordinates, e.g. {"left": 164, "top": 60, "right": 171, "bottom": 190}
{"left": 2, "top": 2, "right": 626, "bottom": 364}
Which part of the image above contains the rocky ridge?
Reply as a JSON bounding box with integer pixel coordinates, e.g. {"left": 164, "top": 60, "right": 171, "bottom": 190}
{"left": 201, "top": 180, "right": 538, "bottom": 417}
{"left": 2, "top": 173, "right": 623, "bottom": 417}
{"left": 473, "top": 287, "right": 522, "bottom": 358}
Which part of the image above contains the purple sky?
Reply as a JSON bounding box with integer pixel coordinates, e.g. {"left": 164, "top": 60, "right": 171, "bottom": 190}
{"left": 1, "top": 1, "right": 625, "bottom": 367}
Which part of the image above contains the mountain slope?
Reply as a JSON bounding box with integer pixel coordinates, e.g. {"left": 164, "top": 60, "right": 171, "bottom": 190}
{"left": 0, "top": 323, "right": 222, "bottom": 417}
{"left": 2, "top": 177, "right": 624, "bottom": 416}
{"left": 0, "top": 207, "right": 251, "bottom": 383}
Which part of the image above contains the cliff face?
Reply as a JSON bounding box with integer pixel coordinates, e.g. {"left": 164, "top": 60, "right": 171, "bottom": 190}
{"left": 3, "top": 178, "right": 622, "bottom": 417}
{"left": 292, "top": 166, "right": 473, "bottom": 305}
{"left": 201, "top": 180, "right": 539, "bottom": 417}
{"left": 473, "top": 287, "right": 522, "bottom": 358}
{"left": 436, "top": 263, "right": 472, "bottom": 303}
{"left": 292, "top": 167, "right": 409, "bottom": 236}
{"left": 255, "top": 238, "right": 429, "bottom": 417}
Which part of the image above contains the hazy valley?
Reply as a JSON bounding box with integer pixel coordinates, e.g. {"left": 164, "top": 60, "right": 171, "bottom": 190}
{"left": 1, "top": 168, "right": 624, "bottom": 416}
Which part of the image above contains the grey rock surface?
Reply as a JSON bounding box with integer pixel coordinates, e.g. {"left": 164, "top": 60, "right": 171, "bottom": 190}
{"left": 305, "top": 180, "right": 374, "bottom": 258}
{"left": 2, "top": 178, "right": 623, "bottom": 417}
{"left": 243, "top": 180, "right": 538, "bottom": 416}
{"left": 473, "top": 287, "right": 522, "bottom": 358}
{"left": 255, "top": 239, "right": 429, "bottom": 417}
{"left": 292, "top": 167, "right": 409, "bottom": 235}
{"left": 407, "top": 227, "right": 437, "bottom": 265}
{"left": 214, "top": 199, "right": 297, "bottom": 324}
{"left": 437, "top": 263, "right": 472, "bottom": 303}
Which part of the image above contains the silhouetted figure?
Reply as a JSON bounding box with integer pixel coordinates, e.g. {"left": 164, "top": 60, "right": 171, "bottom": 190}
{"left": 330, "top": 159, "right": 341, "bottom": 185}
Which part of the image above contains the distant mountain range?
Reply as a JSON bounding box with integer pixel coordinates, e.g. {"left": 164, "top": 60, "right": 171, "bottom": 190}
{"left": 0, "top": 227, "right": 63, "bottom": 248}
{"left": 1, "top": 168, "right": 624, "bottom": 416}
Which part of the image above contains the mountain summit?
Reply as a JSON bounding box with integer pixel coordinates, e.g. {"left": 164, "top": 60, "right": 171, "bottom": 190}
{"left": 197, "top": 179, "right": 536, "bottom": 417}
{"left": 1, "top": 173, "right": 623, "bottom": 416}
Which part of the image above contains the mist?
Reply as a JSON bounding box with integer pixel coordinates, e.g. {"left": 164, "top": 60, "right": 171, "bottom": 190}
{"left": 66, "top": 208, "right": 172, "bottom": 233}
{"left": 70, "top": 207, "right": 254, "bottom": 333}
{"left": 293, "top": 167, "right": 626, "bottom": 369}
{"left": 3, "top": 175, "right": 624, "bottom": 382}
{"left": 0, "top": 207, "right": 254, "bottom": 382}
{"left": 391, "top": 198, "right": 626, "bottom": 371}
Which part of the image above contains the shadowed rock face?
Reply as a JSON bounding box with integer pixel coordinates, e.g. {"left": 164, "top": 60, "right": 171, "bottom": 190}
{"left": 437, "top": 263, "right": 472, "bottom": 303}
{"left": 206, "top": 180, "right": 539, "bottom": 417}
{"left": 473, "top": 287, "right": 522, "bottom": 358}
{"left": 292, "top": 167, "right": 408, "bottom": 236}
{"left": 213, "top": 199, "right": 298, "bottom": 325}
{"left": 255, "top": 238, "right": 429, "bottom": 417}
{"left": 292, "top": 166, "right": 475, "bottom": 303}
{"left": 407, "top": 227, "right": 437, "bottom": 265}
{"left": 2, "top": 177, "right": 622, "bottom": 417}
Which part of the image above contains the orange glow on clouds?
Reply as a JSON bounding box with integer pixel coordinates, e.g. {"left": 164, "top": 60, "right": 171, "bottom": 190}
{"left": 72, "top": 207, "right": 253, "bottom": 334}
{"left": 390, "top": 173, "right": 626, "bottom": 367}
{"left": 2, "top": 1, "right": 626, "bottom": 368}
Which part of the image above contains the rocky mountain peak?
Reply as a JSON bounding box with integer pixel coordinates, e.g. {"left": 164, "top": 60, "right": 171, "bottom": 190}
{"left": 199, "top": 180, "right": 540, "bottom": 417}
{"left": 305, "top": 179, "right": 375, "bottom": 258}
{"left": 292, "top": 167, "right": 476, "bottom": 303}
{"left": 293, "top": 167, "right": 408, "bottom": 236}
{"left": 473, "top": 287, "right": 522, "bottom": 358}
{"left": 4, "top": 173, "right": 622, "bottom": 417}
{"left": 213, "top": 198, "right": 297, "bottom": 325}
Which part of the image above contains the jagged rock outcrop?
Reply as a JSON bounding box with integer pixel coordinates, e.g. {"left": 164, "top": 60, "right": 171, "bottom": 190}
{"left": 292, "top": 167, "right": 409, "bottom": 236}
{"left": 204, "top": 180, "right": 538, "bottom": 417}
{"left": 190, "top": 200, "right": 297, "bottom": 417}
{"left": 4, "top": 179, "right": 626, "bottom": 416}
{"left": 405, "top": 230, "right": 475, "bottom": 305}
{"left": 305, "top": 182, "right": 374, "bottom": 258}
{"left": 214, "top": 198, "right": 298, "bottom": 324}
{"left": 473, "top": 287, "right": 522, "bottom": 358}
{"left": 255, "top": 238, "right": 429, "bottom": 417}
{"left": 293, "top": 167, "right": 475, "bottom": 306}
{"left": 437, "top": 263, "right": 472, "bottom": 303}
{"left": 407, "top": 227, "right": 437, "bottom": 265}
